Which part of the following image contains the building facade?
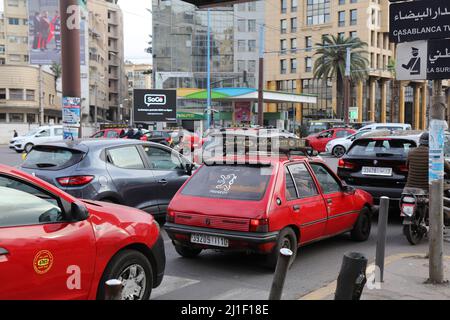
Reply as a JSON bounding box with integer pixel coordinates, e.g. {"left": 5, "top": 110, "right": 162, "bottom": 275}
{"left": 265, "top": 0, "right": 429, "bottom": 130}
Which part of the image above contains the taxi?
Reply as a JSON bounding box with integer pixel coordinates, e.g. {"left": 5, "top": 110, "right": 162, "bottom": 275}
{"left": 0, "top": 164, "right": 165, "bottom": 300}
{"left": 165, "top": 134, "right": 374, "bottom": 268}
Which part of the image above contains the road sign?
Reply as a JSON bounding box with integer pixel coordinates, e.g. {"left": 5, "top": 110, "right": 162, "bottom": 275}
{"left": 390, "top": 0, "right": 450, "bottom": 43}
{"left": 133, "top": 89, "right": 177, "bottom": 123}
{"left": 427, "top": 39, "right": 450, "bottom": 80}
{"left": 349, "top": 107, "right": 358, "bottom": 121}
{"left": 396, "top": 41, "right": 428, "bottom": 80}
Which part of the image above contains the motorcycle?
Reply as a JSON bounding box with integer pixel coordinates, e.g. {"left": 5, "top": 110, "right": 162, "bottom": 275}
{"left": 400, "top": 188, "right": 429, "bottom": 245}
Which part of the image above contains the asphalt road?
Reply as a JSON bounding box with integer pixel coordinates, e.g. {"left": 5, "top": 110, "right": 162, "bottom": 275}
{"left": 0, "top": 145, "right": 447, "bottom": 300}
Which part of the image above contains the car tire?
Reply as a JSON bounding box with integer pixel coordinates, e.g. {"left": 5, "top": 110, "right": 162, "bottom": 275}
{"left": 265, "top": 228, "right": 298, "bottom": 270}
{"left": 332, "top": 145, "right": 346, "bottom": 158}
{"left": 351, "top": 207, "right": 372, "bottom": 242}
{"left": 174, "top": 244, "right": 202, "bottom": 258}
{"left": 97, "top": 250, "right": 153, "bottom": 301}
{"left": 24, "top": 143, "right": 34, "bottom": 154}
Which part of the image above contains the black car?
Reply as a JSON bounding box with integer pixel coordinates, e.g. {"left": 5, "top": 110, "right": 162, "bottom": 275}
{"left": 143, "top": 131, "right": 174, "bottom": 147}
{"left": 19, "top": 139, "right": 195, "bottom": 220}
{"left": 337, "top": 131, "right": 422, "bottom": 208}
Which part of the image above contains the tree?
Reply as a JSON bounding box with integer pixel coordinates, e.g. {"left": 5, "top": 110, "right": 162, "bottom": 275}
{"left": 313, "top": 35, "right": 369, "bottom": 120}
{"left": 145, "top": 34, "right": 152, "bottom": 54}
{"left": 50, "top": 62, "right": 62, "bottom": 92}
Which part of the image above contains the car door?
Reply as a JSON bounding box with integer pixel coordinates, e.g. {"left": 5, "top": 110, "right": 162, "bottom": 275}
{"left": 33, "top": 128, "right": 51, "bottom": 145}
{"left": 309, "top": 162, "right": 357, "bottom": 236}
{"left": 285, "top": 163, "right": 327, "bottom": 244}
{"left": 105, "top": 145, "right": 159, "bottom": 214}
{"left": 141, "top": 145, "right": 191, "bottom": 215}
{"left": 317, "top": 130, "right": 334, "bottom": 152}
{"left": 0, "top": 174, "right": 96, "bottom": 300}
{"left": 51, "top": 127, "right": 64, "bottom": 142}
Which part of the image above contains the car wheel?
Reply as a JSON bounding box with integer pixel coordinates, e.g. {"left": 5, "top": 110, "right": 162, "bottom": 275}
{"left": 15, "top": 149, "right": 23, "bottom": 154}
{"left": 351, "top": 207, "right": 372, "bottom": 242}
{"left": 97, "top": 250, "right": 153, "bottom": 300}
{"left": 332, "top": 145, "right": 346, "bottom": 158}
{"left": 265, "top": 228, "right": 298, "bottom": 270}
{"left": 174, "top": 244, "right": 202, "bottom": 258}
{"left": 24, "top": 143, "right": 34, "bottom": 154}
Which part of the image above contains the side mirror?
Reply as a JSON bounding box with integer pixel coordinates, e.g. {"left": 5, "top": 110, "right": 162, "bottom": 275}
{"left": 342, "top": 184, "right": 356, "bottom": 195}
{"left": 70, "top": 202, "right": 89, "bottom": 222}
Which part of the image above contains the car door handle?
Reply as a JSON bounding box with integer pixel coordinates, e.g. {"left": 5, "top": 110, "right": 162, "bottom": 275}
{"left": 293, "top": 205, "right": 301, "bottom": 212}
{"left": 158, "top": 179, "right": 168, "bottom": 185}
{"left": 0, "top": 248, "right": 9, "bottom": 256}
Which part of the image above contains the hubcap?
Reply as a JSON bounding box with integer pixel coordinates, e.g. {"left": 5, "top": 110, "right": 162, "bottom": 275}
{"left": 118, "top": 264, "right": 146, "bottom": 300}
{"left": 334, "top": 146, "right": 345, "bottom": 157}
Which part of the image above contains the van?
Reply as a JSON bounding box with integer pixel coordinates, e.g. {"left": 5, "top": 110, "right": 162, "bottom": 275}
{"left": 358, "top": 123, "right": 412, "bottom": 132}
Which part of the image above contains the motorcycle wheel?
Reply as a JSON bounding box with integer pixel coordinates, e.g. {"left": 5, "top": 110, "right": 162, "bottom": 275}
{"left": 403, "top": 224, "right": 424, "bottom": 245}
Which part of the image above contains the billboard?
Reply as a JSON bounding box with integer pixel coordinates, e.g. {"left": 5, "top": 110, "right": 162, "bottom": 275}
{"left": 134, "top": 90, "right": 177, "bottom": 122}
{"left": 28, "top": 0, "right": 86, "bottom": 65}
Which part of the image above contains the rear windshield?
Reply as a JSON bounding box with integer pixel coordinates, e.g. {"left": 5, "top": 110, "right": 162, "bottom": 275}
{"left": 22, "top": 147, "right": 85, "bottom": 170}
{"left": 348, "top": 139, "right": 416, "bottom": 157}
{"left": 181, "top": 165, "right": 273, "bottom": 201}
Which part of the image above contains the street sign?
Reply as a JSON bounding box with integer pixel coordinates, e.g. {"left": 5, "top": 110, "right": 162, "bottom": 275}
{"left": 390, "top": 0, "right": 450, "bottom": 43}
{"left": 349, "top": 107, "right": 358, "bottom": 121}
{"left": 133, "top": 89, "right": 177, "bottom": 123}
{"left": 396, "top": 39, "right": 450, "bottom": 80}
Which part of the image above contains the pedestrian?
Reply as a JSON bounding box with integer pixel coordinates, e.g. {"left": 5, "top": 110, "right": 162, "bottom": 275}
{"left": 32, "top": 12, "right": 41, "bottom": 50}
{"left": 125, "top": 126, "right": 135, "bottom": 139}
{"left": 13, "top": 130, "right": 18, "bottom": 138}
{"left": 134, "top": 125, "right": 144, "bottom": 140}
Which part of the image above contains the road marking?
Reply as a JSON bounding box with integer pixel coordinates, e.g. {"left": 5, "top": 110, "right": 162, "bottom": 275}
{"left": 151, "top": 275, "right": 200, "bottom": 300}
{"left": 298, "top": 253, "right": 426, "bottom": 300}
{"left": 210, "top": 288, "right": 269, "bottom": 300}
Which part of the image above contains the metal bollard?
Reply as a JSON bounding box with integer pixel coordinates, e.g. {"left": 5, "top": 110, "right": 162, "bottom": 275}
{"left": 376, "top": 196, "right": 390, "bottom": 282}
{"left": 268, "top": 248, "right": 293, "bottom": 300}
{"left": 334, "top": 252, "right": 368, "bottom": 300}
{"left": 105, "top": 279, "right": 123, "bottom": 300}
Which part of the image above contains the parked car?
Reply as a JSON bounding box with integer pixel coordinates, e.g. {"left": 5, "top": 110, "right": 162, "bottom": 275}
{"left": 10, "top": 125, "right": 64, "bottom": 153}
{"left": 305, "top": 128, "right": 356, "bottom": 153}
{"left": 358, "top": 123, "right": 412, "bottom": 132}
{"left": 325, "top": 130, "right": 381, "bottom": 158}
{"left": 20, "top": 140, "right": 196, "bottom": 220}
{"left": 337, "top": 131, "right": 422, "bottom": 208}
{"left": 143, "top": 131, "right": 174, "bottom": 147}
{"left": 91, "top": 128, "right": 124, "bottom": 139}
{"left": 165, "top": 137, "right": 374, "bottom": 268}
{"left": 0, "top": 164, "right": 165, "bottom": 300}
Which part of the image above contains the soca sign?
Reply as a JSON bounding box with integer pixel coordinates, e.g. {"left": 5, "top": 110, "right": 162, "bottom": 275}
{"left": 396, "top": 39, "right": 450, "bottom": 80}
{"left": 134, "top": 89, "right": 177, "bottom": 122}
{"left": 390, "top": 0, "right": 450, "bottom": 43}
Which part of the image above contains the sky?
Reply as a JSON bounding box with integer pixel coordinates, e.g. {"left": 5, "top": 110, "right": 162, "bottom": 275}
{"left": 120, "top": 0, "right": 153, "bottom": 65}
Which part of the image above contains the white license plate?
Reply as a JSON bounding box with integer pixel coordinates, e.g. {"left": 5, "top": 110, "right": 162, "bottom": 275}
{"left": 362, "top": 167, "right": 393, "bottom": 176}
{"left": 191, "top": 234, "right": 229, "bottom": 248}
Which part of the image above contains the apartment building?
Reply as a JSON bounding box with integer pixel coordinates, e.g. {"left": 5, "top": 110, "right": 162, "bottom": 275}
{"left": 265, "top": 0, "right": 428, "bottom": 130}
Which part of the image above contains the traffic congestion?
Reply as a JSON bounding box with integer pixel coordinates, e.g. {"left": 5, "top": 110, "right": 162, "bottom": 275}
{"left": 0, "top": 120, "right": 446, "bottom": 300}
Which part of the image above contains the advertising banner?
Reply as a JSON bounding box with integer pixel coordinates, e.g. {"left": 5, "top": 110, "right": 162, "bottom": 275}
{"left": 28, "top": 0, "right": 86, "bottom": 65}
{"left": 134, "top": 89, "right": 177, "bottom": 122}
{"left": 62, "top": 97, "right": 81, "bottom": 140}
{"left": 234, "top": 102, "right": 252, "bottom": 123}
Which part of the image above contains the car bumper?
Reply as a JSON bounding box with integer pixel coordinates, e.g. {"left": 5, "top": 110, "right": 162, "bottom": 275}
{"left": 164, "top": 223, "right": 279, "bottom": 252}
{"left": 151, "top": 235, "right": 166, "bottom": 288}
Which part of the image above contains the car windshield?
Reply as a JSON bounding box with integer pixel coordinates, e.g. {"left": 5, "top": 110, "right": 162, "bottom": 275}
{"left": 348, "top": 139, "right": 416, "bottom": 157}
{"left": 22, "top": 147, "right": 85, "bottom": 170}
{"left": 26, "top": 129, "right": 39, "bottom": 136}
{"left": 181, "top": 165, "right": 273, "bottom": 201}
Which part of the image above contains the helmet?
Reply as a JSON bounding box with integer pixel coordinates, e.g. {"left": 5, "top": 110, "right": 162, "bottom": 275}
{"left": 419, "top": 132, "right": 429, "bottom": 146}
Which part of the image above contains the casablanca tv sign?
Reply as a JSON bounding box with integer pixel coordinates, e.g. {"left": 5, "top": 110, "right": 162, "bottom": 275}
{"left": 134, "top": 89, "right": 177, "bottom": 122}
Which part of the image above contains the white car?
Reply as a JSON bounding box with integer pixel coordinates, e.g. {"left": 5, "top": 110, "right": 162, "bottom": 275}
{"left": 325, "top": 130, "right": 374, "bottom": 158}
{"left": 358, "top": 123, "right": 412, "bottom": 132}
{"left": 11, "top": 125, "right": 64, "bottom": 153}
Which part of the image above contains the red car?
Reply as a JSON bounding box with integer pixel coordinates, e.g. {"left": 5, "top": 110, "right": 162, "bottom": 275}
{"left": 91, "top": 128, "right": 124, "bottom": 139}
{"left": 165, "top": 141, "right": 374, "bottom": 268}
{"left": 0, "top": 165, "right": 165, "bottom": 300}
{"left": 305, "top": 128, "right": 356, "bottom": 153}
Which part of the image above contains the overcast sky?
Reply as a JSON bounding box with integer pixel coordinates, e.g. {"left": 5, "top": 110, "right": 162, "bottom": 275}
{"left": 120, "top": 0, "right": 153, "bottom": 65}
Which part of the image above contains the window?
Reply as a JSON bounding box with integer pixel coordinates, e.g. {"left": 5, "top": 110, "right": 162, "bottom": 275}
{"left": 237, "top": 19, "right": 246, "bottom": 32}
{"left": 9, "top": 89, "right": 23, "bottom": 100}
{"left": 26, "top": 89, "right": 35, "bottom": 101}
{"left": 305, "top": 36, "right": 312, "bottom": 52}
{"left": 348, "top": 139, "right": 416, "bottom": 157}
{"left": 310, "top": 163, "right": 341, "bottom": 194}
{"left": 23, "top": 146, "right": 83, "bottom": 171}
{"left": 0, "top": 176, "right": 64, "bottom": 228}
{"left": 280, "top": 59, "right": 287, "bottom": 74}
{"left": 181, "top": 165, "right": 272, "bottom": 201}
{"left": 338, "top": 32, "right": 345, "bottom": 39}
{"left": 291, "top": 0, "right": 298, "bottom": 12}
{"left": 280, "top": 39, "right": 287, "bottom": 54}
{"left": 338, "top": 11, "right": 345, "bottom": 27}
{"left": 143, "top": 146, "right": 182, "bottom": 170}
{"left": 290, "top": 58, "right": 297, "bottom": 73}
{"left": 281, "top": 0, "right": 287, "bottom": 13}
{"left": 339, "top": 0, "right": 345, "bottom": 4}
{"left": 305, "top": 57, "right": 312, "bottom": 72}
{"left": 336, "top": 130, "right": 352, "bottom": 138}
{"left": 291, "top": 38, "right": 297, "bottom": 53}
{"left": 248, "top": 60, "right": 256, "bottom": 73}
{"left": 291, "top": 18, "right": 297, "bottom": 32}
{"left": 9, "top": 113, "right": 24, "bottom": 123}
{"left": 307, "top": 0, "right": 331, "bottom": 25}
{"left": 0, "top": 89, "right": 5, "bottom": 100}
{"left": 350, "top": 31, "right": 357, "bottom": 39}
{"left": 8, "top": 18, "right": 19, "bottom": 25}
{"left": 92, "top": 131, "right": 104, "bottom": 138}
{"left": 248, "top": 40, "right": 256, "bottom": 52}
{"left": 238, "top": 40, "right": 246, "bottom": 52}
{"left": 281, "top": 19, "right": 287, "bottom": 34}
{"left": 287, "top": 164, "right": 318, "bottom": 198}
{"left": 285, "top": 169, "right": 297, "bottom": 200}
{"left": 248, "top": 1, "right": 256, "bottom": 11}
{"left": 0, "top": 45, "right": 4, "bottom": 54}
{"left": 248, "top": 19, "right": 256, "bottom": 32}
{"left": 350, "top": 9, "right": 357, "bottom": 25}
{"left": 237, "top": 3, "right": 246, "bottom": 11}
{"left": 108, "top": 146, "right": 145, "bottom": 169}
{"left": 237, "top": 60, "right": 245, "bottom": 72}
{"left": 106, "top": 130, "right": 119, "bottom": 138}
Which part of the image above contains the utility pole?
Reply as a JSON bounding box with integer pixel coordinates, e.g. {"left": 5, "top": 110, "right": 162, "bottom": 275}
{"left": 344, "top": 47, "right": 351, "bottom": 125}
{"left": 429, "top": 79, "right": 447, "bottom": 284}
{"left": 60, "top": 0, "right": 82, "bottom": 138}
{"left": 206, "top": 8, "right": 212, "bottom": 130}
{"left": 257, "top": 23, "right": 265, "bottom": 127}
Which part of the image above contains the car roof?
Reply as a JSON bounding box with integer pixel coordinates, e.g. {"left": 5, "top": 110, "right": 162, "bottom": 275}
{"left": 34, "top": 139, "right": 156, "bottom": 151}
{"left": 356, "top": 130, "right": 423, "bottom": 141}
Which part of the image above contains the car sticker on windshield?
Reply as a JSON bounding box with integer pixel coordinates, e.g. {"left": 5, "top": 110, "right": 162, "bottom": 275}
{"left": 212, "top": 174, "right": 237, "bottom": 195}
{"left": 33, "top": 250, "right": 54, "bottom": 275}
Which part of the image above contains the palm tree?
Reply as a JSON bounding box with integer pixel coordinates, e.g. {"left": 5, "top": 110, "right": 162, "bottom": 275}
{"left": 313, "top": 35, "right": 369, "bottom": 119}
{"left": 50, "top": 62, "right": 62, "bottom": 92}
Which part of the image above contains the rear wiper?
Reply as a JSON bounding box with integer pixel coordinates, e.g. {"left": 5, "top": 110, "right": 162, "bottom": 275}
{"left": 35, "top": 163, "right": 57, "bottom": 168}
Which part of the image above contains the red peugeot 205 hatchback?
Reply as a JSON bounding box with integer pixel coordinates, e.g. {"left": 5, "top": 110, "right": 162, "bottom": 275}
{"left": 0, "top": 165, "right": 165, "bottom": 300}
{"left": 165, "top": 140, "right": 373, "bottom": 268}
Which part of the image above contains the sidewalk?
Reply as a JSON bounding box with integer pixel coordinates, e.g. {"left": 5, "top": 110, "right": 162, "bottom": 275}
{"left": 300, "top": 254, "right": 450, "bottom": 300}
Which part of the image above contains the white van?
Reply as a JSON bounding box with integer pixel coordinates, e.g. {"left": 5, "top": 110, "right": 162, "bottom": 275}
{"left": 358, "top": 123, "right": 412, "bottom": 132}
{"left": 10, "top": 125, "right": 64, "bottom": 153}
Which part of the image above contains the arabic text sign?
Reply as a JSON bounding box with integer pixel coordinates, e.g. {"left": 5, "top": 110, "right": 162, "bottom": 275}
{"left": 390, "top": 0, "right": 450, "bottom": 43}
{"left": 62, "top": 97, "right": 81, "bottom": 127}
{"left": 427, "top": 39, "right": 450, "bottom": 80}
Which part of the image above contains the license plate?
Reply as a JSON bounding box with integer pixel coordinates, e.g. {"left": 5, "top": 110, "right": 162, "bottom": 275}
{"left": 191, "top": 234, "right": 229, "bottom": 248}
{"left": 362, "top": 167, "right": 393, "bottom": 176}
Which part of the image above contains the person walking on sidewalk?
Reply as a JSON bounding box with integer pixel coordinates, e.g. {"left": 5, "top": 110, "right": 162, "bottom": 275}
{"left": 13, "top": 130, "right": 18, "bottom": 138}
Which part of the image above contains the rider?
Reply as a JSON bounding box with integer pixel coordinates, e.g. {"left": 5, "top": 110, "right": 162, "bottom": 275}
{"left": 405, "top": 132, "right": 450, "bottom": 193}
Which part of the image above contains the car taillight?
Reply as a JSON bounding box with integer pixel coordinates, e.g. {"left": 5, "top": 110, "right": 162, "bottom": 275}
{"left": 397, "top": 164, "right": 408, "bottom": 173}
{"left": 57, "top": 176, "right": 94, "bottom": 187}
{"left": 338, "top": 159, "right": 355, "bottom": 169}
{"left": 250, "top": 218, "right": 269, "bottom": 233}
{"left": 167, "top": 211, "right": 175, "bottom": 223}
